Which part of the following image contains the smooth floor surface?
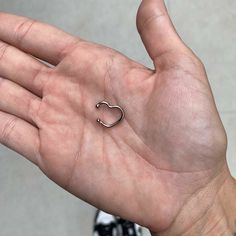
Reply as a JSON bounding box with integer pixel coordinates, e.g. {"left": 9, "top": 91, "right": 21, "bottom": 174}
{"left": 0, "top": 1, "right": 235, "bottom": 235}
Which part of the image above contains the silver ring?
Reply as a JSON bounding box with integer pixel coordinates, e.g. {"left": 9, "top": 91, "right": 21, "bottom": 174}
{"left": 96, "top": 101, "right": 125, "bottom": 128}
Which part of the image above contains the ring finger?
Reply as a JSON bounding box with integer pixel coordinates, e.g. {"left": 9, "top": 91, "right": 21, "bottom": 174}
{"left": 0, "top": 77, "right": 41, "bottom": 126}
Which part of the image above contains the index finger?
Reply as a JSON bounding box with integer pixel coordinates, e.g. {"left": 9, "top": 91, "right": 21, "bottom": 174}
{"left": 0, "top": 12, "right": 79, "bottom": 65}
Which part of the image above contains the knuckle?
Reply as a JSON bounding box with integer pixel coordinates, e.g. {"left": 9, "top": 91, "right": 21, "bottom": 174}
{"left": 31, "top": 66, "right": 46, "bottom": 91}
{"left": 0, "top": 117, "right": 17, "bottom": 145}
{"left": 174, "top": 52, "right": 205, "bottom": 70}
{"left": 0, "top": 77, "right": 6, "bottom": 88}
{"left": 14, "top": 18, "right": 36, "bottom": 46}
{"left": 137, "top": 2, "right": 166, "bottom": 33}
{"left": 194, "top": 57, "right": 205, "bottom": 70}
{"left": 58, "top": 38, "right": 80, "bottom": 60}
{"left": 185, "top": 54, "right": 206, "bottom": 72}
{"left": 0, "top": 42, "right": 9, "bottom": 62}
{"left": 27, "top": 97, "right": 40, "bottom": 123}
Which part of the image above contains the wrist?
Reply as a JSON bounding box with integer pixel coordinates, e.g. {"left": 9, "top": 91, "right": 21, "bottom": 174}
{"left": 210, "top": 174, "right": 236, "bottom": 235}
{"left": 180, "top": 174, "right": 236, "bottom": 236}
{"left": 150, "top": 163, "right": 236, "bottom": 236}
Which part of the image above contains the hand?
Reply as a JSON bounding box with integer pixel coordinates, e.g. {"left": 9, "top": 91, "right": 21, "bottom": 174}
{"left": 0, "top": 0, "right": 233, "bottom": 235}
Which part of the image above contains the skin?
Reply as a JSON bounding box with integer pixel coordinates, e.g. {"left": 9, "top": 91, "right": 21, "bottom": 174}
{"left": 0, "top": 0, "right": 235, "bottom": 235}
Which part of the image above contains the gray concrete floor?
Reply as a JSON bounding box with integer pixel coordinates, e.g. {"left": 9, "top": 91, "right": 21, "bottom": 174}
{"left": 0, "top": 0, "right": 235, "bottom": 235}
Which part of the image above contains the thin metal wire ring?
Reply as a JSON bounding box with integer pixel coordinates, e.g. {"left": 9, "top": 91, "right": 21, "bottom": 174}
{"left": 96, "top": 101, "right": 125, "bottom": 128}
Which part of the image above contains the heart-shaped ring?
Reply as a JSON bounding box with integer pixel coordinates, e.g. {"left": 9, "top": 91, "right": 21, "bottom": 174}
{"left": 96, "top": 101, "right": 125, "bottom": 128}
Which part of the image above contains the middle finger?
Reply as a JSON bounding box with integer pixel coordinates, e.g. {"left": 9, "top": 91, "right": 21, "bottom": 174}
{"left": 0, "top": 40, "right": 50, "bottom": 97}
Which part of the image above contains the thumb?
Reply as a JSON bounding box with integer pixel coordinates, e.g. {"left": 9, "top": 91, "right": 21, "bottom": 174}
{"left": 137, "top": 0, "right": 186, "bottom": 66}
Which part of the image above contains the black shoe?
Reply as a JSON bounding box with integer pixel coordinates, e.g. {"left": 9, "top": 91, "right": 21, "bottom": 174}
{"left": 93, "top": 210, "right": 119, "bottom": 236}
{"left": 117, "top": 218, "right": 142, "bottom": 236}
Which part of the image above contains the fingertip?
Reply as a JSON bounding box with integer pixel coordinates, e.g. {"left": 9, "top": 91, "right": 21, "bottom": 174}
{"left": 136, "top": 0, "right": 185, "bottom": 65}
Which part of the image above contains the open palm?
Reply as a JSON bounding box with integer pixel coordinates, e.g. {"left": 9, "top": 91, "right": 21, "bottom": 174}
{"left": 0, "top": 0, "right": 230, "bottom": 234}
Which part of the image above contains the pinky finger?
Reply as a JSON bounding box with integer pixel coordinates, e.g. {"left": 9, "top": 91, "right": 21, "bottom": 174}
{"left": 0, "top": 111, "right": 39, "bottom": 165}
